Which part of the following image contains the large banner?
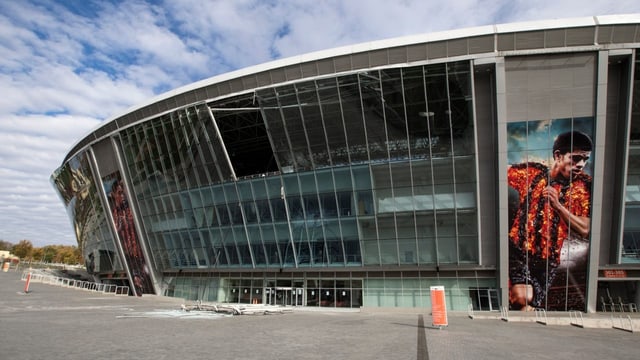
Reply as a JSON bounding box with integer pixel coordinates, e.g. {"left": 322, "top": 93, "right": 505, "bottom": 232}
{"left": 507, "top": 118, "right": 593, "bottom": 311}
{"left": 103, "top": 172, "right": 155, "bottom": 295}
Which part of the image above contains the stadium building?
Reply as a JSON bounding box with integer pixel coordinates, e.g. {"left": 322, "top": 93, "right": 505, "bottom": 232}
{"left": 52, "top": 15, "right": 640, "bottom": 313}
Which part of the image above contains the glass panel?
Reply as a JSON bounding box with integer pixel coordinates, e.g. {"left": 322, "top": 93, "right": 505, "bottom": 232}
{"left": 458, "top": 235, "right": 478, "bottom": 263}
{"left": 320, "top": 192, "right": 338, "bottom": 218}
{"left": 425, "top": 63, "right": 451, "bottom": 158}
{"left": 237, "top": 182, "right": 253, "bottom": 200}
{"left": 259, "top": 88, "right": 292, "bottom": 171}
{"left": 333, "top": 167, "right": 352, "bottom": 190}
{"left": 299, "top": 81, "right": 331, "bottom": 168}
{"left": 378, "top": 217, "right": 398, "bottom": 265}
{"left": 352, "top": 166, "right": 372, "bottom": 190}
{"left": 243, "top": 201, "right": 257, "bottom": 223}
{"left": 287, "top": 196, "right": 304, "bottom": 220}
{"left": 315, "top": 169, "right": 335, "bottom": 192}
{"left": 341, "top": 218, "right": 361, "bottom": 264}
{"left": 381, "top": 68, "right": 409, "bottom": 161}
{"left": 247, "top": 225, "right": 266, "bottom": 266}
{"left": 299, "top": 172, "right": 317, "bottom": 194}
{"left": 251, "top": 178, "right": 268, "bottom": 199}
{"left": 275, "top": 223, "right": 295, "bottom": 266}
{"left": 337, "top": 191, "right": 353, "bottom": 217}
{"left": 357, "top": 190, "right": 374, "bottom": 216}
{"left": 255, "top": 199, "right": 272, "bottom": 223}
{"left": 260, "top": 224, "right": 280, "bottom": 266}
{"left": 361, "top": 218, "right": 380, "bottom": 265}
{"left": 416, "top": 212, "right": 437, "bottom": 264}
{"left": 437, "top": 236, "right": 457, "bottom": 264}
{"left": 360, "top": 71, "right": 388, "bottom": 162}
{"left": 340, "top": 74, "right": 368, "bottom": 163}
{"left": 279, "top": 85, "right": 313, "bottom": 171}
{"left": 403, "top": 66, "right": 430, "bottom": 159}
{"left": 317, "top": 77, "right": 349, "bottom": 166}
{"left": 448, "top": 61, "right": 474, "bottom": 156}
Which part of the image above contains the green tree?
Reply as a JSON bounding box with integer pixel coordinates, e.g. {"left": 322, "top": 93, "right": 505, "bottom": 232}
{"left": 41, "top": 245, "right": 58, "bottom": 263}
{"left": 12, "top": 240, "right": 33, "bottom": 259}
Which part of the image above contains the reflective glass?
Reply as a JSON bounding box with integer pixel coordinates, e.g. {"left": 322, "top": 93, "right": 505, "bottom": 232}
{"left": 51, "top": 151, "right": 122, "bottom": 273}
{"left": 380, "top": 68, "right": 409, "bottom": 161}
{"left": 299, "top": 81, "right": 331, "bottom": 168}
{"left": 360, "top": 71, "right": 389, "bottom": 161}
{"left": 317, "top": 77, "right": 349, "bottom": 166}
{"left": 379, "top": 240, "right": 399, "bottom": 265}
{"left": 339, "top": 75, "right": 368, "bottom": 163}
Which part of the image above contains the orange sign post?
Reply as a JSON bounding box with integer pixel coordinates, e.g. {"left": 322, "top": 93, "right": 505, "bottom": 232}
{"left": 430, "top": 286, "right": 448, "bottom": 328}
{"left": 23, "top": 272, "right": 32, "bottom": 293}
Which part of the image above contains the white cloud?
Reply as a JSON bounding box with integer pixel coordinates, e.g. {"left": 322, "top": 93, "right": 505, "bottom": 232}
{"left": 1, "top": 0, "right": 639, "bottom": 248}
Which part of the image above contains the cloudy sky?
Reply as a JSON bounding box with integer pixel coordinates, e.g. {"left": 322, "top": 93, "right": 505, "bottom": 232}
{"left": 1, "top": 0, "right": 639, "bottom": 247}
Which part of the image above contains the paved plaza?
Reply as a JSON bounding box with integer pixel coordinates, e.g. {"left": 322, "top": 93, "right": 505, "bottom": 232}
{"left": 1, "top": 270, "right": 638, "bottom": 360}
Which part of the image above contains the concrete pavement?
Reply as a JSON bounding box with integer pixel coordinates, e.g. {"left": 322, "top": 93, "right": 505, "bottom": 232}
{"left": 1, "top": 269, "right": 638, "bottom": 360}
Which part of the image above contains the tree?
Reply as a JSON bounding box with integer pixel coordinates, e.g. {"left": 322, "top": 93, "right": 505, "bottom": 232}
{"left": 41, "top": 245, "right": 58, "bottom": 263}
{"left": 54, "top": 246, "right": 82, "bottom": 265}
{"left": 0, "top": 240, "right": 13, "bottom": 251}
{"left": 31, "top": 248, "right": 44, "bottom": 262}
{"left": 4, "top": 240, "right": 83, "bottom": 265}
{"left": 12, "top": 240, "right": 33, "bottom": 259}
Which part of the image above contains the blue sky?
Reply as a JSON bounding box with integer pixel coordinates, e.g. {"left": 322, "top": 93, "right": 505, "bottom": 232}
{"left": 1, "top": 0, "right": 639, "bottom": 247}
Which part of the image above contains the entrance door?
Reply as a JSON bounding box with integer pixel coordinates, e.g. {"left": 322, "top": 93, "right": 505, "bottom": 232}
{"left": 266, "top": 287, "right": 292, "bottom": 305}
{"left": 265, "top": 287, "right": 304, "bottom": 306}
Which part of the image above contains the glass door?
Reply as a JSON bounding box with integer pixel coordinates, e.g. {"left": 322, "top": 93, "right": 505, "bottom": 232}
{"left": 266, "top": 287, "right": 293, "bottom": 305}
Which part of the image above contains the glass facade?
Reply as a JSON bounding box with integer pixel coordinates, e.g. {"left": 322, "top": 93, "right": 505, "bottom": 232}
{"left": 51, "top": 20, "right": 640, "bottom": 312}
{"left": 51, "top": 152, "right": 122, "bottom": 275}
{"left": 116, "top": 61, "right": 478, "bottom": 276}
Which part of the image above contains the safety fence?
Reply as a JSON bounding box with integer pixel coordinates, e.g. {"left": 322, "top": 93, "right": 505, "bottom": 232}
{"left": 21, "top": 270, "right": 129, "bottom": 296}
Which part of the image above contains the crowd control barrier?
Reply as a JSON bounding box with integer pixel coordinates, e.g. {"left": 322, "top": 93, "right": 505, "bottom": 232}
{"left": 21, "top": 270, "right": 129, "bottom": 296}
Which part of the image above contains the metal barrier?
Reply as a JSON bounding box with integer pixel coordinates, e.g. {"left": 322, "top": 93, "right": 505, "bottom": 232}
{"left": 500, "top": 306, "right": 509, "bottom": 322}
{"left": 115, "top": 286, "right": 130, "bottom": 296}
{"left": 569, "top": 310, "right": 584, "bottom": 328}
{"left": 611, "top": 314, "right": 634, "bottom": 333}
{"left": 534, "top": 308, "right": 547, "bottom": 325}
{"left": 20, "top": 270, "right": 128, "bottom": 296}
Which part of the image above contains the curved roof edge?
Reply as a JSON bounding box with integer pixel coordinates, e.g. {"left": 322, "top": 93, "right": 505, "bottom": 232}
{"left": 62, "top": 13, "right": 640, "bottom": 165}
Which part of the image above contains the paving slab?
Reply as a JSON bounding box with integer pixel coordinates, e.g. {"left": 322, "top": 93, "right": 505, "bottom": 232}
{"left": 1, "top": 270, "right": 638, "bottom": 360}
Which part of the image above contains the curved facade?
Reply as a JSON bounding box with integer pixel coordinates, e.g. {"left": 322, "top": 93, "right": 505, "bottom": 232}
{"left": 52, "top": 15, "right": 640, "bottom": 312}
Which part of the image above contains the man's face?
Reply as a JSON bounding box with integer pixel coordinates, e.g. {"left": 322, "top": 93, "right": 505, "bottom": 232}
{"left": 554, "top": 150, "right": 590, "bottom": 179}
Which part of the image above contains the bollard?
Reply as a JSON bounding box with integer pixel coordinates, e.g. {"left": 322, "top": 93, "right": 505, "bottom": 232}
{"left": 23, "top": 272, "right": 32, "bottom": 293}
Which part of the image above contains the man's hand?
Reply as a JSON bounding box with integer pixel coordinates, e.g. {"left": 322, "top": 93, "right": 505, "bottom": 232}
{"left": 543, "top": 186, "right": 560, "bottom": 210}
